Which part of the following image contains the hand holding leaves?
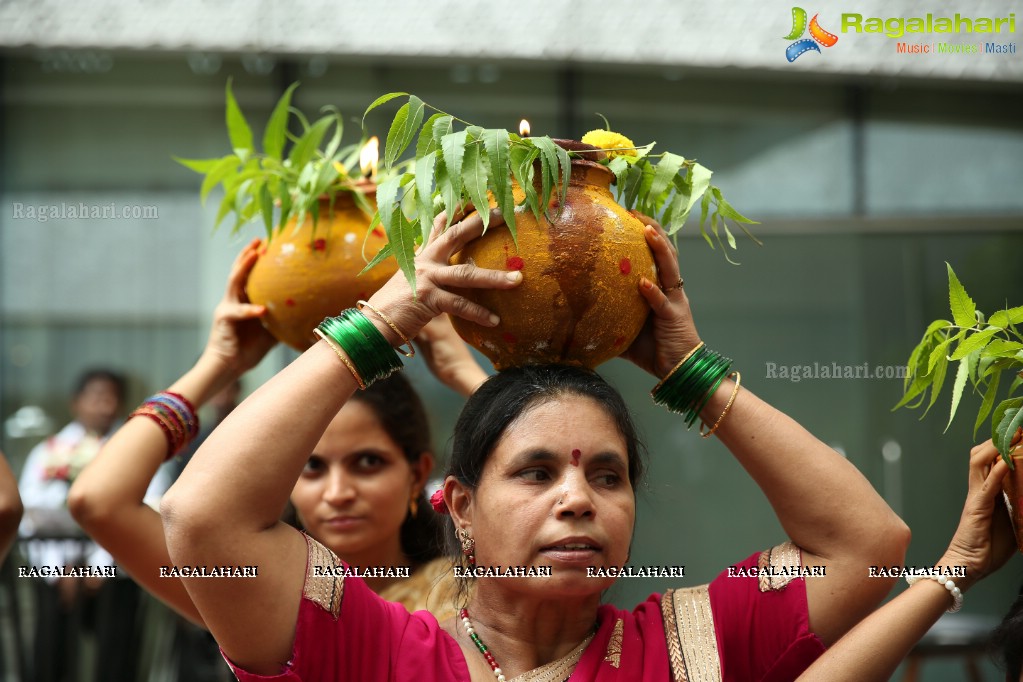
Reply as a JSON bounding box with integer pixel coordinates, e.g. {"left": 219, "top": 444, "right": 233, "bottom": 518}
{"left": 895, "top": 263, "right": 1023, "bottom": 465}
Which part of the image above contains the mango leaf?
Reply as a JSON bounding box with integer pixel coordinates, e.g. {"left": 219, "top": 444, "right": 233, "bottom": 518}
{"left": 263, "top": 82, "right": 299, "bottom": 159}
{"left": 554, "top": 143, "right": 571, "bottom": 208}
{"left": 174, "top": 157, "right": 223, "bottom": 174}
{"left": 687, "top": 163, "right": 714, "bottom": 217}
{"left": 414, "top": 151, "right": 437, "bottom": 242}
{"left": 510, "top": 145, "right": 541, "bottom": 223}
{"left": 288, "top": 116, "right": 334, "bottom": 170}
{"left": 699, "top": 190, "right": 714, "bottom": 249}
{"left": 213, "top": 182, "right": 243, "bottom": 230}
{"left": 462, "top": 143, "right": 491, "bottom": 230}
{"left": 984, "top": 339, "right": 1023, "bottom": 358}
{"left": 434, "top": 159, "right": 460, "bottom": 228}
{"left": 376, "top": 176, "right": 417, "bottom": 293}
{"left": 945, "top": 357, "right": 970, "bottom": 431}
{"left": 974, "top": 371, "right": 1001, "bottom": 438}
{"left": 625, "top": 161, "right": 654, "bottom": 212}
{"left": 384, "top": 95, "right": 425, "bottom": 168}
{"left": 259, "top": 183, "right": 274, "bottom": 238}
{"left": 321, "top": 108, "right": 344, "bottom": 161}
{"left": 946, "top": 263, "right": 977, "bottom": 329}
{"left": 417, "top": 113, "right": 448, "bottom": 158}
{"left": 200, "top": 155, "right": 242, "bottom": 204}
{"left": 992, "top": 397, "right": 1023, "bottom": 464}
{"left": 928, "top": 333, "right": 958, "bottom": 374}
{"left": 647, "top": 152, "right": 685, "bottom": 213}
{"left": 989, "top": 305, "right": 1023, "bottom": 329}
{"left": 606, "top": 155, "right": 629, "bottom": 183}
{"left": 441, "top": 130, "right": 469, "bottom": 226}
{"left": 723, "top": 223, "right": 737, "bottom": 250}
{"left": 482, "top": 128, "right": 516, "bottom": 241}
{"left": 277, "top": 180, "right": 292, "bottom": 231}
{"left": 924, "top": 350, "right": 949, "bottom": 416}
{"left": 949, "top": 327, "right": 999, "bottom": 361}
{"left": 225, "top": 80, "right": 254, "bottom": 153}
{"left": 358, "top": 240, "right": 393, "bottom": 275}
{"left": 430, "top": 115, "right": 454, "bottom": 150}
{"left": 532, "top": 137, "right": 560, "bottom": 214}
{"left": 361, "top": 91, "right": 409, "bottom": 127}
{"left": 715, "top": 194, "right": 758, "bottom": 224}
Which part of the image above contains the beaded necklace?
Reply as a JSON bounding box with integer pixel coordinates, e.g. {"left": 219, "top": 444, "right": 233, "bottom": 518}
{"left": 460, "top": 608, "right": 507, "bottom": 681}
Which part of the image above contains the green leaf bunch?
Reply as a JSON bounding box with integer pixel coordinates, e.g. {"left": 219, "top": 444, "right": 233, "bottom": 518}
{"left": 175, "top": 80, "right": 374, "bottom": 239}
{"left": 895, "top": 263, "right": 1023, "bottom": 466}
{"left": 360, "top": 92, "right": 759, "bottom": 293}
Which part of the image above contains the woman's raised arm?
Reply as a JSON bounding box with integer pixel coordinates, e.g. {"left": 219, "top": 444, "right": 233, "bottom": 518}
{"left": 626, "top": 216, "right": 911, "bottom": 646}
{"left": 160, "top": 209, "right": 521, "bottom": 674}
{"left": 68, "top": 239, "right": 276, "bottom": 626}
{"left": 797, "top": 440, "right": 1015, "bottom": 680}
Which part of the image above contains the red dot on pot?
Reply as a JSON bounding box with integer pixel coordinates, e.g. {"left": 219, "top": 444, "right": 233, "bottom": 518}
{"left": 502, "top": 332, "right": 518, "bottom": 344}
{"left": 619, "top": 258, "right": 632, "bottom": 275}
{"left": 372, "top": 228, "right": 384, "bottom": 238}
{"left": 285, "top": 298, "right": 296, "bottom": 307}
{"left": 506, "top": 256, "right": 524, "bottom": 271}
{"left": 312, "top": 238, "right": 326, "bottom": 251}
{"left": 358, "top": 291, "right": 368, "bottom": 300}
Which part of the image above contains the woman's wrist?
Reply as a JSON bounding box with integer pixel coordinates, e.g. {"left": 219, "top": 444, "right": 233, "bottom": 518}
{"left": 935, "top": 551, "right": 982, "bottom": 594}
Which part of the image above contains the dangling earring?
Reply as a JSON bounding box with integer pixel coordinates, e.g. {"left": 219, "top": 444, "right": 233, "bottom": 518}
{"left": 408, "top": 491, "right": 419, "bottom": 519}
{"left": 458, "top": 528, "right": 476, "bottom": 567}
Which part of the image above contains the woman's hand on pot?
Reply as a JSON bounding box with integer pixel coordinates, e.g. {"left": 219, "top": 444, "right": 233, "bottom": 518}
{"left": 203, "top": 238, "right": 278, "bottom": 374}
{"left": 937, "top": 438, "right": 1017, "bottom": 592}
{"left": 366, "top": 207, "right": 523, "bottom": 346}
{"left": 415, "top": 314, "right": 489, "bottom": 398}
{"left": 621, "top": 214, "right": 702, "bottom": 379}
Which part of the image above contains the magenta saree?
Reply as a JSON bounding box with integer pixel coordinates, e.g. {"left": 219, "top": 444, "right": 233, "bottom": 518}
{"left": 224, "top": 533, "right": 824, "bottom": 681}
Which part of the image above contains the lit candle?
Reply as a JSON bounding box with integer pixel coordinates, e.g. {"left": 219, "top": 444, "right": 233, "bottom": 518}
{"left": 519, "top": 119, "right": 531, "bottom": 138}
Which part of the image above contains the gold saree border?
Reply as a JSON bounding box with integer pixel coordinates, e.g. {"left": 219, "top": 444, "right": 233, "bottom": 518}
{"left": 757, "top": 541, "right": 802, "bottom": 593}
{"left": 661, "top": 585, "right": 722, "bottom": 682}
{"left": 508, "top": 632, "right": 594, "bottom": 682}
{"left": 302, "top": 533, "right": 344, "bottom": 619}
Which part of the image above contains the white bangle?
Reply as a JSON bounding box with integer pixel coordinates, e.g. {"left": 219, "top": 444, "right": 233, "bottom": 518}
{"left": 906, "top": 574, "right": 963, "bottom": 613}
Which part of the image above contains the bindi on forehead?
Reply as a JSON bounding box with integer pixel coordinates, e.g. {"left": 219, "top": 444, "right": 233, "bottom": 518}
{"left": 570, "top": 449, "right": 581, "bottom": 466}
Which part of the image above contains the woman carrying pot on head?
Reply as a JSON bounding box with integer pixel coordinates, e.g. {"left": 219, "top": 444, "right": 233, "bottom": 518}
{"left": 796, "top": 438, "right": 1019, "bottom": 681}
{"left": 69, "top": 239, "right": 485, "bottom": 630}
{"left": 162, "top": 209, "right": 910, "bottom": 681}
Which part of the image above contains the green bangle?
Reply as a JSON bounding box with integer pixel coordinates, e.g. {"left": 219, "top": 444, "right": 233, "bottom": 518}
{"left": 317, "top": 309, "right": 403, "bottom": 387}
{"left": 652, "top": 345, "right": 733, "bottom": 426}
{"left": 687, "top": 358, "right": 733, "bottom": 428}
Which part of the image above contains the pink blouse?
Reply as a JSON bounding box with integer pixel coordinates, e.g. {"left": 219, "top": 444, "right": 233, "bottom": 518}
{"left": 223, "top": 535, "right": 824, "bottom": 681}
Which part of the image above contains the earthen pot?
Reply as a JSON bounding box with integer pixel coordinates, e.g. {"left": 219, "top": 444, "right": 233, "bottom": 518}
{"left": 450, "top": 140, "right": 657, "bottom": 370}
{"left": 247, "top": 191, "right": 396, "bottom": 350}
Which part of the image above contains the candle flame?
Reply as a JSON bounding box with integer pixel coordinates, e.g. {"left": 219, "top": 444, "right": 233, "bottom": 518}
{"left": 519, "top": 119, "right": 530, "bottom": 137}
{"left": 360, "top": 136, "right": 379, "bottom": 178}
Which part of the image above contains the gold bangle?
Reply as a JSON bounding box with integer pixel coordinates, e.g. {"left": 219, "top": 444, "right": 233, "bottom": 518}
{"left": 701, "top": 371, "right": 740, "bottom": 439}
{"left": 313, "top": 328, "right": 366, "bottom": 390}
{"left": 650, "top": 341, "right": 705, "bottom": 397}
{"left": 356, "top": 300, "right": 415, "bottom": 358}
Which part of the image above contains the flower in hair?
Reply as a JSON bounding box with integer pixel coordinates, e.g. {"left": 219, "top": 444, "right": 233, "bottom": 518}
{"left": 430, "top": 489, "right": 449, "bottom": 515}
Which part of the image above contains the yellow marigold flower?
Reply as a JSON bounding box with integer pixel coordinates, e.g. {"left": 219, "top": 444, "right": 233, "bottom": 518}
{"left": 581, "top": 129, "right": 637, "bottom": 159}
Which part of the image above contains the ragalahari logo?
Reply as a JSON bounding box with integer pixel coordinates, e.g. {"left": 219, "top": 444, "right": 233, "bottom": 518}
{"left": 784, "top": 7, "right": 839, "bottom": 61}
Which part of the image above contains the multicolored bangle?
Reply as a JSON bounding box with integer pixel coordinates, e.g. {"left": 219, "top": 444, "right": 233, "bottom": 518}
{"left": 129, "top": 391, "right": 200, "bottom": 459}
{"left": 316, "top": 308, "right": 403, "bottom": 388}
{"left": 651, "top": 344, "right": 733, "bottom": 428}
